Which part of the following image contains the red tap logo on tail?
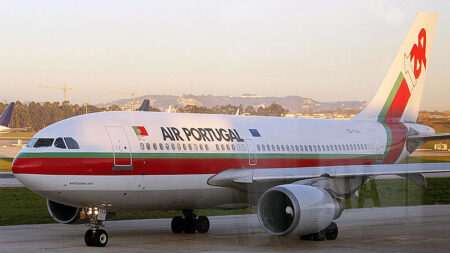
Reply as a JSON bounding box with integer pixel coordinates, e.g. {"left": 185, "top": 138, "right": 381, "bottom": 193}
{"left": 410, "top": 28, "right": 427, "bottom": 79}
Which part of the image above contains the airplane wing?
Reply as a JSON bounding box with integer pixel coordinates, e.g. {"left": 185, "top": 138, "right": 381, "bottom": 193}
{"left": 208, "top": 163, "right": 450, "bottom": 188}
{"left": 7, "top": 127, "right": 30, "bottom": 132}
{"left": 408, "top": 133, "right": 450, "bottom": 142}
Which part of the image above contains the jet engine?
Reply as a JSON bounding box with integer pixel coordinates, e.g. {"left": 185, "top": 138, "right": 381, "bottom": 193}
{"left": 47, "top": 199, "right": 82, "bottom": 224}
{"left": 257, "top": 184, "right": 343, "bottom": 237}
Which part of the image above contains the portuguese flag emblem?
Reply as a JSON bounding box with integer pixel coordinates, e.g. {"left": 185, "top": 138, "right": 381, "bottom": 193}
{"left": 132, "top": 126, "right": 149, "bottom": 136}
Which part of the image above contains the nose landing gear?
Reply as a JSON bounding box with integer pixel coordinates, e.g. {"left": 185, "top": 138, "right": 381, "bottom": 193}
{"left": 171, "top": 209, "right": 210, "bottom": 234}
{"left": 84, "top": 207, "right": 108, "bottom": 247}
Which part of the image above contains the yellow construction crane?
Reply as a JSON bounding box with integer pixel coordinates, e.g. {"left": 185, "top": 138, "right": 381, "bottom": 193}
{"left": 112, "top": 91, "right": 137, "bottom": 111}
{"left": 37, "top": 83, "right": 72, "bottom": 102}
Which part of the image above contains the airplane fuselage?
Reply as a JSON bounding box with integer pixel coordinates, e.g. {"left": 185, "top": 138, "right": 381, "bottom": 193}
{"left": 12, "top": 111, "right": 434, "bottom": 212}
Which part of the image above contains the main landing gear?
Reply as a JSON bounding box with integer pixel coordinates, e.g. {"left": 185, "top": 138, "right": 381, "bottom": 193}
{"left": 84, "top": 207, "right": 108, "bottom": 247}
{"left": 300, "top": 222, "right": 338, "bottom": 241}
{"left": 171, "top": 209, "right": 210, "bottom": 234}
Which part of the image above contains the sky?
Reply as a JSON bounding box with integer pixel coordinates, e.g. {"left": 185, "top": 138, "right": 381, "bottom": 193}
{"left": 0, "top": 0, "right": 449, "bottom": 110}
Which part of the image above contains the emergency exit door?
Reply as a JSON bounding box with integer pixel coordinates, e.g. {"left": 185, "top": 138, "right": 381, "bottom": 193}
{"left": 106, "top": 126, "right": 133, "bottom": 170}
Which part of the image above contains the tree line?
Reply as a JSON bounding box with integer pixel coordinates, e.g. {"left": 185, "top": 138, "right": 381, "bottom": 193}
{"left": 0, "top": 101, "right": 288, "bottom": 132}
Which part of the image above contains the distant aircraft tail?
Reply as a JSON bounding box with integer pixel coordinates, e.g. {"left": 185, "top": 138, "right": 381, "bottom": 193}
{"left": 0, "top": 102, "right": 15, "bottom": 127}
{"left": 138, "top": 99, "right": 150, "bottom": 111}
{"left": 352, "top": 11, "right": 438, "bottom": 123}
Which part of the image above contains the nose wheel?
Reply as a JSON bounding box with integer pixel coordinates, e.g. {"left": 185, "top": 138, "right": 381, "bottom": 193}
{"left": 84, "top": 207, "right": 108, "bottom": 247}
{"left": 171, "top": 209, "right": 210, "bottom": 234}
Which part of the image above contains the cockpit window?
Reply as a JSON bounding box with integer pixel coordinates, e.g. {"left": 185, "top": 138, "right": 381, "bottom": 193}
{"left": 54, "top": 137, "right": 67, "bottom": 149}
{"left": 26, "top": 138, "right": 37, "bottom": 148}
{"left": 64, "top": 137, "right": 80, "bottom": 149}
{"left": 34, "top": 138, "right": 54, "bottom": 148}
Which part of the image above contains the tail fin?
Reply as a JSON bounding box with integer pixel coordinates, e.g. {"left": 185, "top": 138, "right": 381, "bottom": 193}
{"left": 352, "top": 11, "right": 438, "bottom": 123}
{"left": 0, "top": 102, "right": 15, "bottom": 127}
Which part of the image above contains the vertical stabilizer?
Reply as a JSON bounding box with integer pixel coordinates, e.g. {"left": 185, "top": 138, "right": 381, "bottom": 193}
{"left": 353, "top": 12, "right": 438, "bottom": 123}
{"left": 0, "top": 102, "right": 15, "bottom": 127}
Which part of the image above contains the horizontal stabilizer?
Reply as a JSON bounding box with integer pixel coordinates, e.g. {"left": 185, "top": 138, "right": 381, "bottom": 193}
{"left": 408, "top": 133, "right": 450, "bottom": 142}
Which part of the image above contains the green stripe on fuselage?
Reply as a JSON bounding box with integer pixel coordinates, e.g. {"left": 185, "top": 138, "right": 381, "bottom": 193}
{"left": 16, "top": 152, "right": 378, "bottom": 160}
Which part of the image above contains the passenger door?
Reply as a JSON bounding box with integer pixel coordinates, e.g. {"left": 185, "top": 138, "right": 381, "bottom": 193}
{"left": 245, "top": 139, "right": 257, "bottom": 166}
{"left": 105, "top": 126, "right": 133, "bottom": 170}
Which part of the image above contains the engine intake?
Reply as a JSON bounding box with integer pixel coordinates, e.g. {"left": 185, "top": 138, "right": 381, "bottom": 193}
{"left": 257, "top": 184, "right": 342, "bottom": 236}
{"left": 47, "top": 199, "right": 82, "bottom": 224}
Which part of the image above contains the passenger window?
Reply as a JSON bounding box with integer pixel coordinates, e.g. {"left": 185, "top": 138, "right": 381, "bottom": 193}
{"left": 34, "top": 138, "right": 54, "bottom": 148}
{"left": 261, "top": 145, "right": 265, "bottom": 151}
{"left": 308, "top": 145, "right": 312, "bottom": 151}
{"left": 326, "top": 145, "right": 330, "bottom": 151}
{"left": 226, "top": 144, "right": 230, "bottom": 151}
{"left": 313, "top": 145, "right": 317, "bottom": 152}
{"left": 64, "top": 138, "right": 79, "bottom": 149}
{"left": 140, "top": 143, "right": 145, "bottom": 150}
{"left": 286, "top": 145, "right": 290, "bottom": 152}
{"left": 291, "top": 145, "right": 294, "bottom": 152}
{"left": 159, "top": 143, "right": 164, "bottom": 150}
{"left": 242, "top": 144, "right": 246, "bottom": 151}
{"left": 364, "top": 144, "right": 368, "bottom": 150}
{"left": 183, "top": 144, "right": 187, "bottom": 150}
{"left": 194, "top": 144, "right": 198, "bottom": 150}
{"left": 318, "top": 145, "right": 321, "bottom": 152}
{"left": 346, "top": 144, "right": 350, "bottom": 151}
{"left": 299, "top": 145, "right": 304, "bottom": 151}
{"left": 177, "top": 143, "right": 181, "bottom": 150}
{"left": 54, "top": 137, "right": 66, "bottom": 149}
{"left": 237, "top": 144, "right": 241, "bottom": 151}
{"left": 171, "top": 143, "right": 176, "bottom": 150}
{"left": 200, "top": 144, "right": 204, "bottom": 151}
{"left": 232, "top": 144, "right": 235, "bottom": 151}
{"left": 257, "top": 144, "right": 261, "bottom": 151}
{"left": 153, "top": 143, "right": 158, "bottom": 150}
{"left": 221, "top": 144, "right": 225, "bottom": 151}
{"left": 295, "top": 145, "right": 299, "bottom": 152}
{"left": 281, "top": 145, "right": 285, "bottom": 151}
{"left": 267, "top": 144, "right": 270, "bottom": 151}
{"left": 216, "top": 144, "right": 220, "bottom": 150}
{"left": 334, "top": 145, "right": 338, "bottom": 151}
{"left": 205, "top": 144, "right": 209, "bottom": 151}
{"left": 146, "top": 143, "right": 151, "bottom": 150}
{"left": 188, "top": 144, "right": 193, "bottom": 150}
{"left": 276, "top": 145, "right": 280, "bottom": 151}
{"left": 330, "top": 145, "right": 334, "bottom": 151}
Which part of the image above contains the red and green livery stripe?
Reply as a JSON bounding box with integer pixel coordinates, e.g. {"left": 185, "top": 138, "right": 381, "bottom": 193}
{"left": 378, "top": 72, "right": 410, "bottom": 163}
{"left": 132, "top": 126, "right": 148, "bottom": 136}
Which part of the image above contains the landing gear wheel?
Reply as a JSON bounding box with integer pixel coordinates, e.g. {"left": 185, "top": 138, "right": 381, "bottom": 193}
{"left": 84, "top": 229, "right": 95, "bottom": 246}
{"left": 312, "top": 230, "right": 326, "bottom": 241}
{"left": 84, "top": 229, "right": 108, "bottom": 247}
{"left": 196, "top": 216, "right": 210, "bottom": 233}
{"left": 325, "top": 222, "right": 338, "bottom": 240}
{"left": 184, "top": 214, "right": 197, "bottom": 234}
{"left": 171, "top": 216, "right": 185, "bottom": 233}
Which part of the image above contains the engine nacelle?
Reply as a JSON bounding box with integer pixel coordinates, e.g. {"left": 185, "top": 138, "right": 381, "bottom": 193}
{"left": 47, "top": 199, "right": 82, "bottom": 224}
{"left": 257, "top": 184, "right": 343, "bottom": 237}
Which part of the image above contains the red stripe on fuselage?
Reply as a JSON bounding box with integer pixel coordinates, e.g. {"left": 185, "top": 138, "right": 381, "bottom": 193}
{"left": 383, "top": 123, "right": 408, "bottom": 164}
{"left": 12, "top": 157, "right": 377, "bottom": 176}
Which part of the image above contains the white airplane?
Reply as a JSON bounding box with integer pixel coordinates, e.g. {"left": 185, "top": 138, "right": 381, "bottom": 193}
{"left": 0, "top": 102, "right": 28, "bottom": 134}
{"left": 12, "top": 11, "right": 450, "bottom": 247}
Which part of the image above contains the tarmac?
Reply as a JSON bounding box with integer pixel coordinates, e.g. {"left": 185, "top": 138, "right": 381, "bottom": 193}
{"left": 0, "top": 205, "right": 449, "bottom": 252}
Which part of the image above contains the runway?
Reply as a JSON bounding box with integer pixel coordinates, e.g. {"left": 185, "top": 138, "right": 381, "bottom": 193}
{"left": 0, "top": 205, "right": 448, "bottom": 252}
